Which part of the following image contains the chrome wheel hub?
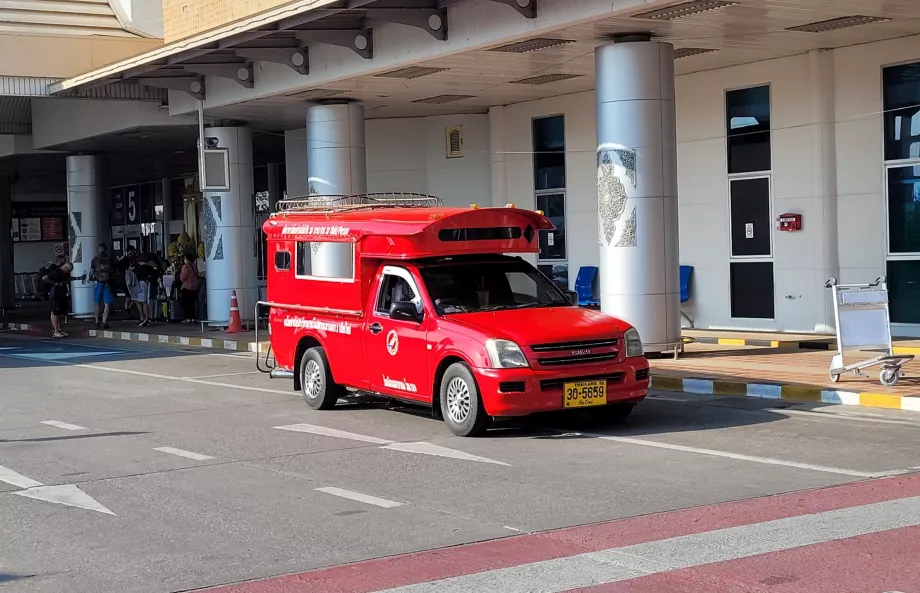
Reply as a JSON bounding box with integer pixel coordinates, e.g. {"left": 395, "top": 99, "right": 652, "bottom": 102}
{"left": 446, "top": 376, "right": 472, "bottom": 424}
{"left": 304, "top": 359, "right": 322, "bottom": 399}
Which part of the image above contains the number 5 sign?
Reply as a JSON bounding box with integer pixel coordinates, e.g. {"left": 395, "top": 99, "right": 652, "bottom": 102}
{"left": 126, "top": 190, "right": 138, "bottom": 224}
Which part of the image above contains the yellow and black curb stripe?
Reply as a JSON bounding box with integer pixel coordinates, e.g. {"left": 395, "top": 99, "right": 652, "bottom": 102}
{"left": 650, "top": 374, "right": 920, "bottom": 412}
{"left": 85, "top": 329, "right": 270, "bottom": 353}
{"left": 690, "top": 336, "right": 837, "bottom": 350}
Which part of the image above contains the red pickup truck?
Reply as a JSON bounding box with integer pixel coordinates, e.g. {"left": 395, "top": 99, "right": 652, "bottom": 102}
{"left": 258, "top": 194, "right": 649, "bottom": 436}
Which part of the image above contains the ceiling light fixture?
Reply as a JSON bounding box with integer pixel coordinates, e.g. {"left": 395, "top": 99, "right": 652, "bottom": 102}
{"left": 412, "top": 94, "right": 476, "bottom": 104}
{"left": 375, "top": 66, "right": 449, "bottom": 79}
{"left": 787, "top": 15, "right": 890, "bottom": 33}
{"left": 490, "top": 38, "right": 575, "bottom": 53}
{"left": 510, "top": 73, "right": 583, "bottom": 85}
{"left": 674, "top": 47, "right": 718, "bottom": 59}
{"left": 633, "top": 0, "right": 737, "bottom": 20}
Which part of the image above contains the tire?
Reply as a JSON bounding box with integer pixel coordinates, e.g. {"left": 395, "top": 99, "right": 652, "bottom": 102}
{"left": 880, "top": 367, "right": 900, "bottom": 387}
{"left": 299, "top": 347, "right": 344, "bottom": 410}
{"left": 439, "top": 363, "right": 490, "bottom": 437}
{"left": 829, "top": 371, "right": 840, "bottom": 383}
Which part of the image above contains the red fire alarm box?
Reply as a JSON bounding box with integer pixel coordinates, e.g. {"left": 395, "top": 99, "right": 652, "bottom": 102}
{"left": 777, "top": 213, "right": 802, "bottom": 232}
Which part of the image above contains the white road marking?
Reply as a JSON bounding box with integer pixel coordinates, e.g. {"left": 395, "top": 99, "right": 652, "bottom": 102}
{"left": 153, "top": 447, "right": 215, "bottom": 461}
{"left": 274, "top": 423, "right": 394, "bottom": 444}
{"left": 0, "top": 465, "right": 43, "bottom": 489}
{"left": 590, "top": 433, "right": 897, "bottom": 478}
{"left": 772, "top": 408, "right": 920, "bottom": 427}
{"left": 40, "top": 420, "right": 88, "bottom": 431}
{"left": 371, "top": 496, "right": 920, "bottom": 593}
{"left": 503, "top": 526, "right": 521, "bottom": 532}
{"left": 14, "top": 484, "right": 115, "bottom": 515}
{"left": 381, "top": 442, "right": 511, "bottom": 466}
{"left": 315, "top": 486, "right": 403, "bottom": 508}
{"left": 183, "top": 371, "right": 259, "bottom": 379}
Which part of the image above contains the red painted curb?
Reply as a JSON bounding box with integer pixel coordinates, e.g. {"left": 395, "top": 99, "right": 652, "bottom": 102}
{"left": 201, "top": 475, "right": 920, "bottom": 593}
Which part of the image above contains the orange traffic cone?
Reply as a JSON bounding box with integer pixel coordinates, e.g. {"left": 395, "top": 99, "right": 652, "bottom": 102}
{"left": 227, "top": 290, "right": 242, "bottom": 334}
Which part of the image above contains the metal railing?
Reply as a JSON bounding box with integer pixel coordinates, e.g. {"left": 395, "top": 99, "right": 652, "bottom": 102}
{"left": 274, "top": 192, "right": 442, "bottom": 214}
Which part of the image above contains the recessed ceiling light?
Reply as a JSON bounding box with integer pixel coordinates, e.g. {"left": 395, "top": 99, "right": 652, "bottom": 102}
{"left": 287, "top": 88, "right": 345, "bottom": 100}
{"left": 674, "top": 47, "right": 718, "bottom": 59}
{"left": 376, "top": 66, "right": 449, "bottom": 79}
{"left": 412, "top": 94, "right": 476, "bottom": 104}
{"left": 511, "top": 73, "right": 583, "bottom": 85}
{"left": 633, "top": 0, "right": 737, "bottom": 20}
{"left": 490, "top": 38, "right": 575, "bottom": 53}
{"left": 787, "top": 15, "right": 890, "bottom": 33}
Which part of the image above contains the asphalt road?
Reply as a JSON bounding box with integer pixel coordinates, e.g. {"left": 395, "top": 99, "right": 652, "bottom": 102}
{"left": 1, "top": 331, "right": 919, "bottom": 592}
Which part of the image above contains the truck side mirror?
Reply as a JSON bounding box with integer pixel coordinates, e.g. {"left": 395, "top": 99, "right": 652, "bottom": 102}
{"left": 563, "top": 290, "right": 578, "bottom": 305}
{"left": 390, "top": 301, "right": 422, "bottom": 323}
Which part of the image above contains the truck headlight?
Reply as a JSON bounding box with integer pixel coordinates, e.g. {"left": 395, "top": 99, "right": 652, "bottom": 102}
{"left": 485, "top": 339, "right": 529, "bottom": 369}
{"left": 624, "top": 328, "right": 644, "bottom": 357}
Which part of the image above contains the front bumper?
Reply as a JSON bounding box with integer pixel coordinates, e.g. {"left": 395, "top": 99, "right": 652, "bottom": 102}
{"left": 474, "top": 360, "right": 650, "bottom": 417}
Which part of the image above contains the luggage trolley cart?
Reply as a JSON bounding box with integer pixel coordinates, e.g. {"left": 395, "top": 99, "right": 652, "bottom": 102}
{"left": 826, "top": 276, "right": 913, "bottom": 386}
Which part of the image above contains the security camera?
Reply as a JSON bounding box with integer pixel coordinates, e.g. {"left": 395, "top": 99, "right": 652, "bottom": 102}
{"left": 205, "top": 137, "right": 220, "bottom": 148}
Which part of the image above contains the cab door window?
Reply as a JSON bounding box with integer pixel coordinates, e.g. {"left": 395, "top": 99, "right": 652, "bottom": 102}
{"left": 376, "top": 274, "right": 418, "bottom": 315}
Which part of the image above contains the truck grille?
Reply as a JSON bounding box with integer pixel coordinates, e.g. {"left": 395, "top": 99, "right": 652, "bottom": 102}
{"left": 536, "top": 351, "right": 619, "bottom": 366}
{"left": 540, "top": 372, "right": 625, "bottom": 391}
{"left": 529, "top": 338, "right": 620, "bottom": 366}
{"left": 530, "top": 338, "right": 618, "bottom": 352}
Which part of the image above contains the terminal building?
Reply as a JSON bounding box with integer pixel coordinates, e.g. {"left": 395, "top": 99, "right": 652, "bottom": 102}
{"left": 2, "top": 0, "right": 920, "bottom": 348}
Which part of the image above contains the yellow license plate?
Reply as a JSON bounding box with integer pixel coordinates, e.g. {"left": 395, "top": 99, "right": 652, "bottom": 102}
{"left": 563, "top": 380, "right": 607, "bottom": 408}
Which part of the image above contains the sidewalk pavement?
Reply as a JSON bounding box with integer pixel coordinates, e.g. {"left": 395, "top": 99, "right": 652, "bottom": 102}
{"left": 6, "top": 318, "right": 920, "bottom": 413}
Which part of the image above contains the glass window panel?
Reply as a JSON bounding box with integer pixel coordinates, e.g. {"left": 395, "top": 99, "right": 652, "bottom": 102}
{"left": 537, "top": 193, "right": 566, "bottom": 260}
{"left": 730, "top": 262, "right": 774, "bottom": 319}
{"left": 538, "top": 263, "right": 569, "bottom": 291}
{"left": 887, "top": 165, "right": 920, "bottom": 254}
{"left": 729, "top": 177, "right": 771, "bottom": 257}
{"left": 887, "top": 260, "right": 920, "bottom": 324}
{"left": 533, "top": 116, "right": 566, "bottom": 190}
{"left": 883, "top": 62, "right": 920, "bottom": 161}
{"left": 726, "top": 86, "right": 771, "bottom": 174}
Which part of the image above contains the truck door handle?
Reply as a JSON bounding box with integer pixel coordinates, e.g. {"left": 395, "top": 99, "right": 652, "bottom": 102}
{"left": 369, "top": 322, "right": 383, "bottom": 334}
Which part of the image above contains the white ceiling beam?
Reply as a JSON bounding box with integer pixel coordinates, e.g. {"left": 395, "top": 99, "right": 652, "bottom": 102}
{"left": 363, "top": 8, "right": 447, "bottom": 41}
{"left": 295, "top": 29, "right": 373, "bottom": 59}
{"left": 234, "top": 48, "right": 310, "bottom": 74}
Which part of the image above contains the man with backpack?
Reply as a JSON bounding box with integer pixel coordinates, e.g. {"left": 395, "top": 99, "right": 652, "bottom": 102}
{"left": 90, "top": 243, "right": 114, "bottom": 329}
{"left": 42, "top": 257, "right": 83, "bottom": 338}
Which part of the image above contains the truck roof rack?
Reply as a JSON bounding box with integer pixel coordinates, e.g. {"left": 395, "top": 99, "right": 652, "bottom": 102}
{"left": 275, "top": 192, "right": 443, "bottom": 214}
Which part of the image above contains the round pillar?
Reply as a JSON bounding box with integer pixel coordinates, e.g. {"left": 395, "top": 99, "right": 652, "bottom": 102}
{"left": 595, "top": 39, "right": 680, "bottom": 351}
{"left": 66, "top": 155, "right": 109, "bottom": 317}
{"left": 306, "top": 102, "right": 367, "bottom": 278}
{"left": 200, "top": 127, "right": 258, "bottom": 324}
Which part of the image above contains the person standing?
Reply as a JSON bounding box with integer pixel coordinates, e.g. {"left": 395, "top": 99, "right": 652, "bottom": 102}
{"left": 179, "top": 253, "right": 200, "bottom": 323}
{"left": 42, "top": 260, "right": 82, "bottom": 338}
{"left": 90, "top": 243, "right": 114, "bottom": 329}
{"left": 133, "top": 250, "right": 158, "bottom": 327}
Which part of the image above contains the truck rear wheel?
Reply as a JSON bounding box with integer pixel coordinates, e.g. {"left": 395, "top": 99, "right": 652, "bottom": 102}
{"left": 299, "top": 347, "right": 344, "bottom": 410}
{"left": 440, "top": 363, "right": 489, "bottom": 437}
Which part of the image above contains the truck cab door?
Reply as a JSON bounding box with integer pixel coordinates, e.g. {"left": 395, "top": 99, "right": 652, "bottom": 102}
{"left": 365, "top": 265, "right": 431, "bottom": 402}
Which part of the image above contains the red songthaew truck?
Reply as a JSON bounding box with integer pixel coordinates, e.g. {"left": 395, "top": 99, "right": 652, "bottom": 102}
{"left": 258, "top": 194, "right": 649, "bottom": 437}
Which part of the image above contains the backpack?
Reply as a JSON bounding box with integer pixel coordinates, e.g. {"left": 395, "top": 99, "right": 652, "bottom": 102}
{"left": 94, "top": 257, "right": 111, "bottom": 283}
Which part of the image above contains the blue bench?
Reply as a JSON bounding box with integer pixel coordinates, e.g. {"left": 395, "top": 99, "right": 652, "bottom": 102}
{"left": 574, "top": 266, "right": 599, "bottom": 308}
{"left": 680, "top": 265, "right": 694, "bottom": 328}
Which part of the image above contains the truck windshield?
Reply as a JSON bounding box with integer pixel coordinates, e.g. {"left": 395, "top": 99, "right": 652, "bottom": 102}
{"left": 420, "top": 260, "right": 569, "bottom": 315}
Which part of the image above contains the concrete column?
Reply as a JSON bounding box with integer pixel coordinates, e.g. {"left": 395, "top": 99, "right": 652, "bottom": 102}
{"left": 200, "top": 127, "right": 257, "bottom": 323}
{"left": 283, "top": 129, "right": 308, "bottom": 198}
{"left": 0, "top": 175, "right": 13, "bottom": 310}
{"left": 809, "top": 49, "right": 839, "bottom": 333}
{"left": 595, "top": 38, "right": 680, "bottom": 351}
{"left": 306, "top": 102, "right": 367, "bottom": 278}
{"left": 488, "top": 106, "right": 508, "bottom": 207}
{"left": 66, "top": 155, "right": 109, "bottom": 317}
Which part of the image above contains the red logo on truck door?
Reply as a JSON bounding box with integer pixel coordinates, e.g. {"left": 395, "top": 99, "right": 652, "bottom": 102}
{"left": 386, "top": 330, "right": 399, "bottom": 356}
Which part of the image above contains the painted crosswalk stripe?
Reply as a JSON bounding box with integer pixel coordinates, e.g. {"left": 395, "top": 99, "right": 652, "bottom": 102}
{"left": 153, "top": 447, "right": 215, "bottom": 461}
{"left": 370, "top": 495, "right": 920, "bottom": 593}
{"left": 316, "top": 487, "right": 403, "bottom": 508}
{"left": 41, "top": 420, "right": 88, "bottom": 431}
{"left": 0, "top": 465, "right": 43, "bottom": 489}
{"left": 274, "top": 423, "right": 394, "bottom": 444}
{"left": 380, "top": 442, "right": 510, "bottom": 466}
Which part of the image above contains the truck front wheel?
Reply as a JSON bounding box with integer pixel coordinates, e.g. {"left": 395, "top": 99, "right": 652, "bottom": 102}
{"left": 300, "top": 347, "right": 344, "bottom": 410}
{"left": 440, "top": 363, "right": 490, "bottom": 437}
